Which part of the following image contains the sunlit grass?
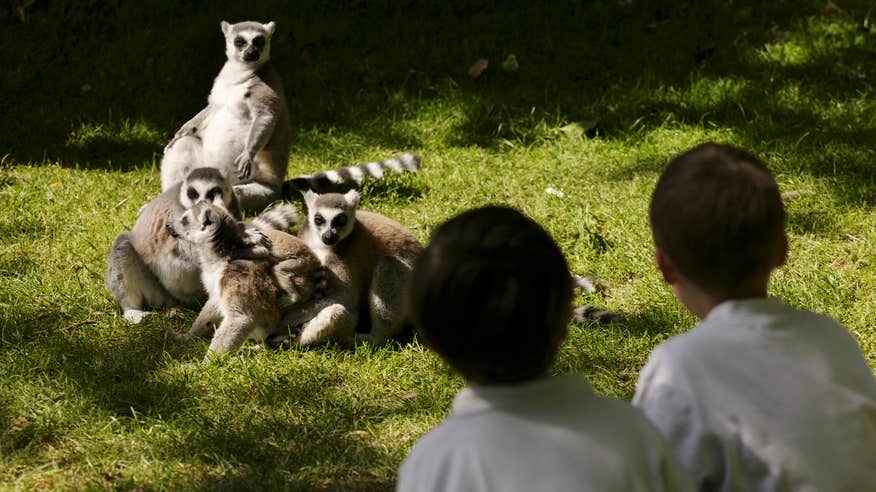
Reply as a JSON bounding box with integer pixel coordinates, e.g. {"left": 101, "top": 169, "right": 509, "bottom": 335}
{"left": 759, "top": 14, "right": 871, "bottom": 67}
{"left": 3, "top": 1, "right": 876, "bottom": 489}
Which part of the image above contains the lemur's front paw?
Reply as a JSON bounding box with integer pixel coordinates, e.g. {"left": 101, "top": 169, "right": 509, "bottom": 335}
{"left": 235, "top": 151, "right": 254, "bottom": 180}
{"left": 312, "top": 267, "right": 328, "bottom": 297}
{"left": 242, "top": 228, "right": 272, "bottom": 257}
{"left": 298, "top": 265, "right": 328, "bottom": 299}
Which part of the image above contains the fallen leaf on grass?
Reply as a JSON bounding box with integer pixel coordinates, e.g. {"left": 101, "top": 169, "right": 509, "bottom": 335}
{"left": 545, "top": 187, "right": 565, "bottom": 198}
{"left": 59, "top": 319, "right": 98, "bottom": 334}
{"left": 6, "top": 416, "right": 33, "bottom": 435}
{"left": 16, "top": 0, "right": 34, "bottom": 22}
{"left": 822, "top": 2, "right": 841, "bottom": 15}
{"left": 468, "top": 58, "right": 489, "bottom": 79}
{"left": 781, "top": 189, "right": 816, "bottom": 201}
{"left": 556, "top": 120, "right": 596, "bottom": 137}
{"left": 501, "top": 54, "right": 519, "bottom": 72}
{"left": 767, "top": 30, "right": 791, "bottom": 43}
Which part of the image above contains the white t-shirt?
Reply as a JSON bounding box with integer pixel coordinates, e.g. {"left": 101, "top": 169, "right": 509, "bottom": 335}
{"left": 633, "top": 297, "right": 876, "bottom": 492}
{"left": 397, "top": 374, "right": 695, "bottom": 492}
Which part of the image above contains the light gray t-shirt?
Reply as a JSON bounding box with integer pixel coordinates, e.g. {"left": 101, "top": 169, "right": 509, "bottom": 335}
{"left": 634, "top": 297, "right": 876, "bottom": 492}
{"left": 397, "top": 374, "right": 695, "bottom": 492}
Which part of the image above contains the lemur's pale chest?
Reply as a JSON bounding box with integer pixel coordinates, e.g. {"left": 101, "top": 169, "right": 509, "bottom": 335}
{"left": 198, "top": 262, "right": 226, "bottom": 302}
{"left": 200, "top": 66, "right": 255, "bottom": 171}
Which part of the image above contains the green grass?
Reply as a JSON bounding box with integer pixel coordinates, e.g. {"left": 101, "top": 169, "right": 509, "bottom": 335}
{"left": 3, "top": 1, "right": 876, "bottom": 489}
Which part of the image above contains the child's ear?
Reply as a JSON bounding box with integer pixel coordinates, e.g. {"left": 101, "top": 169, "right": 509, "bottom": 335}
{"left": 654, "top": 249, "right": 679, "bottom": 284}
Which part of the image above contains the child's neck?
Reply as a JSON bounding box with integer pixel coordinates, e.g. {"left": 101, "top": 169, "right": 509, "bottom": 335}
{"left": 679, "top": 275, "right": 770, "bottom": 320}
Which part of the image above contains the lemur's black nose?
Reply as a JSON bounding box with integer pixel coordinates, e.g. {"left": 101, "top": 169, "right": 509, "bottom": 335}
{"left": 321, "top": 231, "right": 338, "bottom": 245}
{"left": 166, "top": 222, "right": 179, "bottom": 238}
{"left": 243, "top": 48, "right": 260, "bottom": 61}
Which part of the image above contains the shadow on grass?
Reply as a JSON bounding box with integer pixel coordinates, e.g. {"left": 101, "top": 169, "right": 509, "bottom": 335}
{"left": 561, "top": 304, "right": 691, "bottom": 398}
{"left": 164, "top": 411, "right": 395, "bottom": 490}
{"left": 63, "top": 138, "right": 163, "bottom": 172}
{"left": 0, "top": 214, "right": 53, "bottom": 246}
{"left": 569, "top": 304, "right": 686, "bottom": 339}
{"left": 4, "top": 1, "right": 874, "bottom": 191}
{"left": 0, "top": 306, "right": 419, "bottom": 489}
{"left": 0, "top": 311, "right": 196, "bottom": 418}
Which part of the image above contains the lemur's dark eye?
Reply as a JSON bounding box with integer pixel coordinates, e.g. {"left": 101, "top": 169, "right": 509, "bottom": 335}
{"left": 206, "top": 187, "right": 222, "bottom": 201}
{"left": 314, "top": 214, "right": 325, "bottom": 226}
{"left": 181, "top": 216, "right": 189, "bottom": 227}
{"left": 252, "top": 35, "right": 265, "bottom": 48}
{"left": 234, "top": 36, "right": 246, "bottom": 48}
{"left": 186, "top": 188, "right": 198, "bottom": 200}
{"left": 333, "top": 214, "right": 347, "bottom": 227}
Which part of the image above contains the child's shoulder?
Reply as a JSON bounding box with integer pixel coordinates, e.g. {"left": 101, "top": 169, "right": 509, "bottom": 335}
{"left": 643, "top": 298, "right": 872, "bottom": 383}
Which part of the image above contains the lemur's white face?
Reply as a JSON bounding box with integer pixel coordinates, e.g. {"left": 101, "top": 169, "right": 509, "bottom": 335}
{"left": 169, "top": 203, "right": 221, "bottom": 244}
{"left": 179, "top": 172, "right": 232, "bottom": 211}
{"left": 303, "top": 189, "right": 359, "bottom": 246}
{"left": 221, "top": 21, "right": 274, "bottom": 67}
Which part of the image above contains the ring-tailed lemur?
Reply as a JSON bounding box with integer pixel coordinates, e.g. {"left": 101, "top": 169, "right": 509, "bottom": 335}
{"left": 285, "top": 153, "right": 422, "bottom": 193}
{"left": 161, "top": 20, "right": 291, "bottom": 212}
{"left": 105, "top": 167, "right": 300, "bottom": 324}
{"left": 166, "top": 202, "right": 324, "bottom": 358}
{"left": 279, "top": 189, "right": 422, "bottom": 346}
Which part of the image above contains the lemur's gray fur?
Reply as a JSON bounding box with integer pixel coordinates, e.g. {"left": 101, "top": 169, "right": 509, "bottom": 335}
{"left": 105, "top": 167, "right": 297, "bottom": 324}
{"left": 286, "top": 153, "right": 422, "bottom": 193}
{"left": 166, "top": 203, "right": 324, "bottom": 358}
{"left": 161, "top": 20, "right": 291, "bottom": 213}
{"left": 279, "top": 189, "right": 422, "bottom": 346}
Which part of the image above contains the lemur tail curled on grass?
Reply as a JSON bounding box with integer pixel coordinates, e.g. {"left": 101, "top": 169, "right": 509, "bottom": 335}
{"left": 278, "top": 189, "right": 422, "bottom": 346}
{"left": 166, "top": 202, "right": 325, "bottom": 358}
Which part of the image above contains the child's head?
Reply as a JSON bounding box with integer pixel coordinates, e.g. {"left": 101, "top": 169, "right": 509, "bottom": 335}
{"left": 649, "top": 142, "right": 787, "bottom": 304}
{"left": 407, "top": 206, "right": 573, "bottom": 385}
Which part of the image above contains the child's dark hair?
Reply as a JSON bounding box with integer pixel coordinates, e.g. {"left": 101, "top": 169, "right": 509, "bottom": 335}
{"left": 407, "top": 206, "right": 574, "bottom": 384}
{"left": 649, "top": 142, "right": 786, "bottom": 295}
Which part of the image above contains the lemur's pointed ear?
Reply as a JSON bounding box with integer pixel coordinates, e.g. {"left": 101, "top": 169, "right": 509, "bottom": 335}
{"left": 302, "top": 190, "right": 318, "bottom": 209}
{"left": 343, "top": 189, "right": 361, "bottom": 207}
{"left": 220, "top": 21, "right": 231, "bottom": 36}
{"left": 263, "top": 21, "right": 276, "bottom": 37}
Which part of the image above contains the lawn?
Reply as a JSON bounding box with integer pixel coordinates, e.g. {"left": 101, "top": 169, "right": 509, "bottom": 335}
{"left": 2, "top": 1, "right": 876, "bottom": 489}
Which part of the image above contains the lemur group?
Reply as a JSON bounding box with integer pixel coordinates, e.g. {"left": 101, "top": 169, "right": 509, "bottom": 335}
{"left": 104, "top": 20, "right": 427, "bottom": 359}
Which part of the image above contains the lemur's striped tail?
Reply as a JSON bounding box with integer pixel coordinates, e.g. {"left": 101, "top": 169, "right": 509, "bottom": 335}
{"left": 250, "top": 203, "right": 300, "bottom": 232}
{"left": 284, "top": 153, "right": 421, "bottom": 194}
{"left": 571, "top": 275, "right": 621, "bottom": 325}
{"left": 572, "top": 305, "right": 622, "bottom": 325}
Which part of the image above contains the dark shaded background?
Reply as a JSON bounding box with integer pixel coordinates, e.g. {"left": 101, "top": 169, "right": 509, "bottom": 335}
{"left": 4, "top": 0, "right": 873, "bottom": 171}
